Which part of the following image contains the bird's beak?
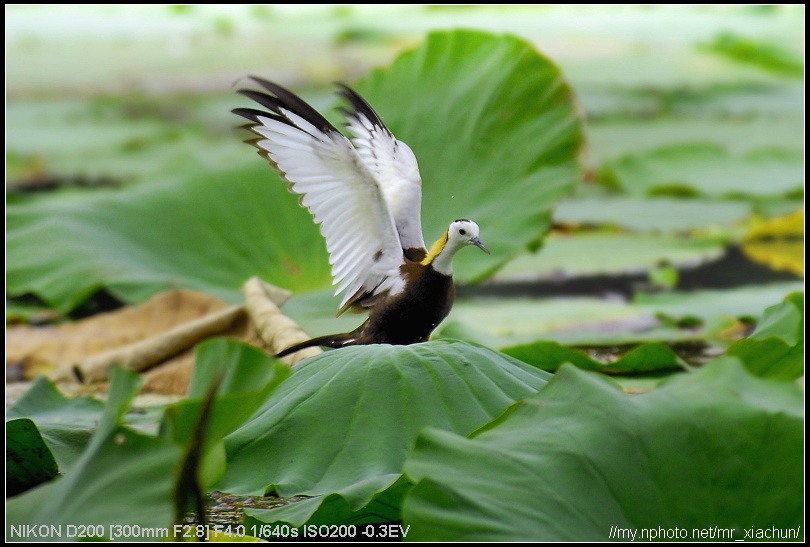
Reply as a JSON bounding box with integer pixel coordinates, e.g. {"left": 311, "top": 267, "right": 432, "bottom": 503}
{"left": 471, "top": 237, "right": 490, "bottom": 254}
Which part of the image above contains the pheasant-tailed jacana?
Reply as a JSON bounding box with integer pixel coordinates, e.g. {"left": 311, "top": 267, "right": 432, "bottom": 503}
{"left": 233, "top": 78, "right": 490, "bottom": 357}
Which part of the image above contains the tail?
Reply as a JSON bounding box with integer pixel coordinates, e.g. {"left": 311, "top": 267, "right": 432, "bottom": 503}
{"left": 275, "top": 333, "right": 357, "bottom": 358}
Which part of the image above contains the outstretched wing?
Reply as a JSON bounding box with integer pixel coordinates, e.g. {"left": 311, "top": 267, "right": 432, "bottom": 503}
{"left": 337, "top": 84, "right": 426, "bottom": 259}
{"left": 233, "top": 77, "right": 406, "bottom": 311}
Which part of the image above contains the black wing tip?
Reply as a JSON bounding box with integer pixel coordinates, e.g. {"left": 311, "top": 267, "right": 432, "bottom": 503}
{"left": 334, "top": 81, "right": 356, "bottom": 97}
{"left": 232, "top": 107, "right": 268, "bottom": 123}
{"left": 335, "top": 81, "right": 387, "bottom": 129}
{"left": 234, "top": 77, "right": 339, "bottom": 134}
{"left": 246, "top": 75, "right": 291, "bottom": 99}
{"left": 235, "top": 76, "right": 385, "bottom": 134}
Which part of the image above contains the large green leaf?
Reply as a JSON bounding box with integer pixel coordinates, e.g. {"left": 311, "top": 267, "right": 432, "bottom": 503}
{"left": 219, "top": 341, "right": 550, "bottom": 505}
{"left": 437, "top": 297, "right": 670, "bottom": 348}
{"left": 7, "top": 377, "right": 107, "bottom": 472}
{"left": 402, "top": 361, "right": 804, "bottom": 541}
{"left": 6, "top": 341, "right": 293, "bottom": 539}
{"left": 6, "top": 162, "right": 331, "bottom": 311}
{"left": 353, "top": 29, "right": 584, "bottom": 280}
{"left": 726, "top": 291, "right": 804, "bottom": 379}
{"left": 161, "top": 338, "right": 290, "bottom": 488}
{"left": 6, "top": 368, "right": 184, "bottom": 540}
{"left": 163, "top": 338, "right": 290, "bottom": 450}
{"left": 5, "top": 343, "right": 285, "bottom": 482}
{"left": 7, "top": 29, "right": 583, "bottom": 312}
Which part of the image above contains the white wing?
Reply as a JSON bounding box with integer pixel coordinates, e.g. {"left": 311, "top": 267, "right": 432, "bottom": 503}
{"left": 233, "top": 77, "right": 406, "bottom": 310}
{"left": 337, "top": 84, "right": 426, "bottom": 255}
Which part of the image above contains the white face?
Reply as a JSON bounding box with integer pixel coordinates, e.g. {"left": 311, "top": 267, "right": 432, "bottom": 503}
{"left": 448, "top": 219, "right": 489, "bottom": 254}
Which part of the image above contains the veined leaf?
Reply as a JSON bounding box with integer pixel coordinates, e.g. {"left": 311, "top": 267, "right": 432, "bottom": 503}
{"left": 6, "top": 369, "right": 184, "bottom": 540}
{"left": 219, "top": 341, "right": 550, "bottom": 507}
{"left": 403, "top": 361, "right": 804, "bottom": 541}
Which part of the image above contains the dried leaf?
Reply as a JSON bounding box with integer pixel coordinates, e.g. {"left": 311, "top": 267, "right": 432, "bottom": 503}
{"left": 7, "top": 281, "right": 322, "bottom": 396}
{"left": 241, "top": 276, "right": 321, "bottom": 365}
{"left": 7, "top": 290, "right": 233, "bottom": 381}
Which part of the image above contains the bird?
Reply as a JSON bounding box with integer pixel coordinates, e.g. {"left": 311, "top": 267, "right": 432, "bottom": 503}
{"left": 233, "top": 77, "right": 490, "bottom": 357}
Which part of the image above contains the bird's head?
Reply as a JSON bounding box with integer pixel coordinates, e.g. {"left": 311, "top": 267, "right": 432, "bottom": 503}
{"left": 447, "top": 219, "right": 490, "bottom": 255}
{"left": 423, "top": 219, "right": 490, "bottom": 275}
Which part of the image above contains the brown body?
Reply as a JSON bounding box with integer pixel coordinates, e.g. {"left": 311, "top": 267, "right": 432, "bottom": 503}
{"left": 276, "top": 260, "right": 454, "bottom": 357}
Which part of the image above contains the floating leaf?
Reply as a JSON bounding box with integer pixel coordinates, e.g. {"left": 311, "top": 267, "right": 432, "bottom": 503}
{"left": 588, "top": 116, "right": 805, "bottom": 165}
{"left": 726, "top": 291, "right": 803, "bottom": 380}
{"left": 581, "top": 82, "right": 805, "bottom": 122}
{"left": 435, "top": 282, "right": 803, "bottom": 348}
{"left": 599, "top": 144, "right": 803, "bottom": 198}
{"left": 635, "top": 282, "right": 804, "bottom": 326}
{"left": 403, "top": 361, "right": 804, "bottom": 541}
{"left": 5, "top": 94, "right": 244, "bottom": 186}
{"left": 495, "top": 231, "right": 725, "bottom": 282}
{"left": 702, "top": 31, "right": 804, "bottom": 77}
{"left": 219, "top": 341, "right": 549, "bottom": 506}
{"left": 553, "top": 196, "right": 750, "bottom": 232}
{"left": 501, "top": 340, "right": 686, "bottom": 374}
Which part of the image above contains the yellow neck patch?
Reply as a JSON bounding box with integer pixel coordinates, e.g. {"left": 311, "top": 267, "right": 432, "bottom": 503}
{"left": 421, "top": 230, "right": 448, "bottom": 265}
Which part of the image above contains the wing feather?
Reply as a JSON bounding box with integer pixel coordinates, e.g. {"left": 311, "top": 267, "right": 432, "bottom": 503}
{"left": 233, "top": 77, "right": 405, "bottom": 310}
{"left": 337, "top": 83, "right": 426, "bottom": 252}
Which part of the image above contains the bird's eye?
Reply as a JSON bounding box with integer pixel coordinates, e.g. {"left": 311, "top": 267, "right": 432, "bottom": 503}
{"left": 459, "top": 229, "right": 467, "bottom": 236}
